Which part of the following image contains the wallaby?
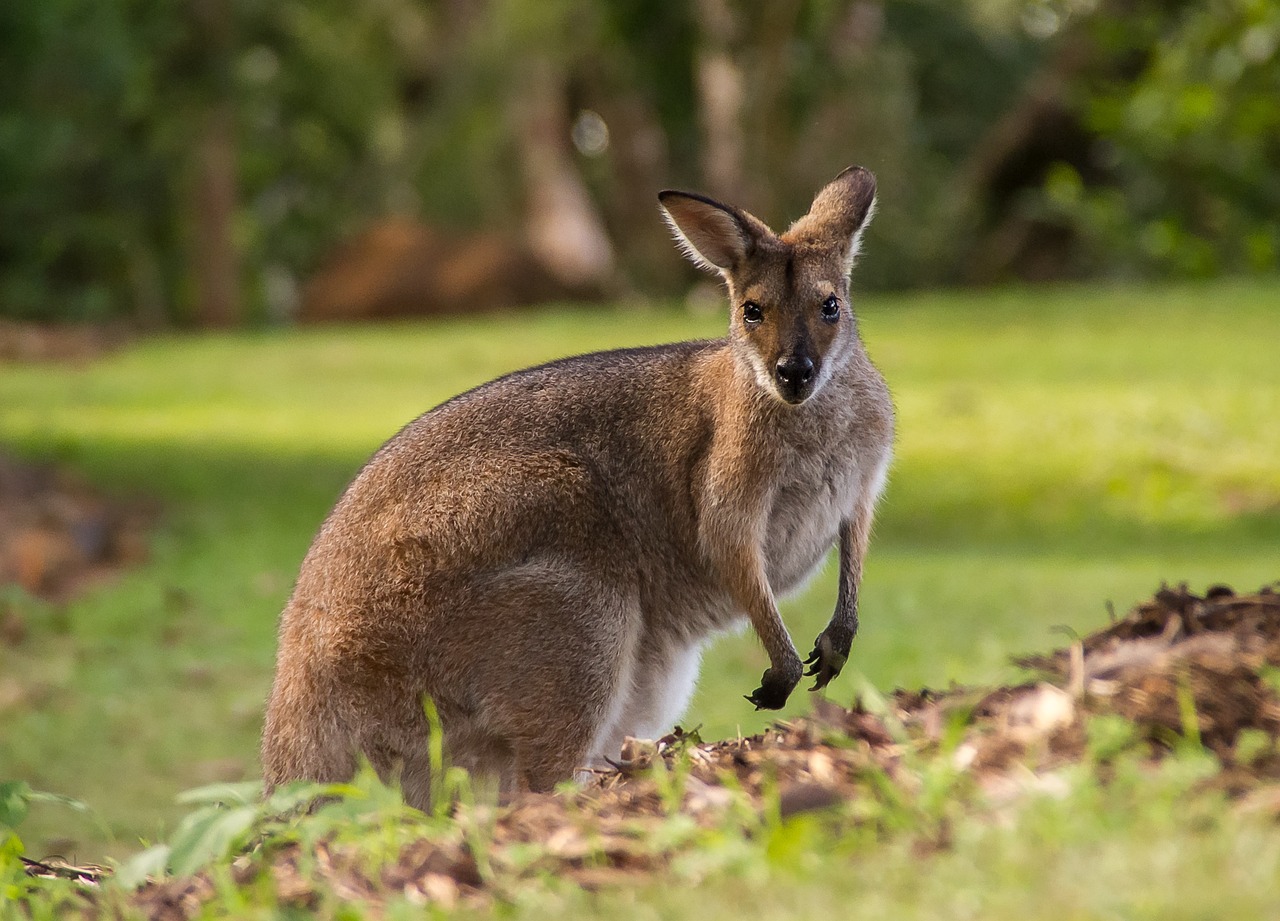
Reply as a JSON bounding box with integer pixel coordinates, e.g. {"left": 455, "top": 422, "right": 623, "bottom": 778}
{"left": 262, "top": 166, "right": 894, "bottom": 805}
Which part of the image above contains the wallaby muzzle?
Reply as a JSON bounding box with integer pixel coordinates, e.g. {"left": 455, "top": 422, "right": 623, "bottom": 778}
{"left": 775, "top": 352, "right": 818, "bottom": 404}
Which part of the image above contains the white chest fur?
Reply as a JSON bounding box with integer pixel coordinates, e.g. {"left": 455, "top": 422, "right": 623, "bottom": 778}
{"left": 764, "top": 464, "right": 853, "bottom": 593}
{"left": 763, "top": 437, "right": 890, "bottom": 595}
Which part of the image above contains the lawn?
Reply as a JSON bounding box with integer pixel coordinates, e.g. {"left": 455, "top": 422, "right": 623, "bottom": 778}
{"left": 1, "top": 278, "right": 1278, "bottom": 875}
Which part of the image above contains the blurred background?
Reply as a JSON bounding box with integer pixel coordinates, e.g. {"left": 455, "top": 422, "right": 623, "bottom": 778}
{"left": 3, "top": 0, "right": 1278, "bottom": 328}
{"left": 1, "top": 0, "right": 1279, "bottom": 863}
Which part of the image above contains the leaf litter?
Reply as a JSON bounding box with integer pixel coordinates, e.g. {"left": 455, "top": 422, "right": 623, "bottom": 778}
{"left": 24, "top": 582, "right": 1280, "bottom": 917}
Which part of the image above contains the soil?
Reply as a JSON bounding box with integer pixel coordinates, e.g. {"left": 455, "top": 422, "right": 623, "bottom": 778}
{"left": 0, "top": 453, "right": 154, "bottom": 605}
{"left": 26, "top": 582, "right": 1280, "bottom": 915}
{"left": 0, "top": 320, "right": 130, "bottom": 364}
{"left": 2, "top": 325, "right": 147, "bottom": 608}
{"left": 298, "top": 218, "right": 576, "bottom": 323}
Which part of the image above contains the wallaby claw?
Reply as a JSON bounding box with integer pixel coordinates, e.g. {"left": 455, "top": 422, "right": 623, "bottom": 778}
{"left": 744, "top": 688, "right": 786, "bottom": 711}
{"left": 745, "top": 665, "right": 799, "bottom": 710}
{"left": 804, "top": 627, "right": 852, "bottom": 691}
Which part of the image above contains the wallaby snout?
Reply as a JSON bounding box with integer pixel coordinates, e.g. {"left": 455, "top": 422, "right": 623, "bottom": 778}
{"left": 263, "top": 165, "right": 895, "bottom": 805}
{"left": 774, "top": 352, "right": 816, "bottom": 404}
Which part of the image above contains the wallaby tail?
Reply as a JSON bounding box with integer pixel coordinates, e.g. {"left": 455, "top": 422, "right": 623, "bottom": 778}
{"left": 261, "top": 664, "right": 356, "bottom": 796}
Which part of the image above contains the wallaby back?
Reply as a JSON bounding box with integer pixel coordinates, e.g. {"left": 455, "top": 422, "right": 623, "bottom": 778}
{"left": 262, "top": 166, "right": 895, "bottom": 804}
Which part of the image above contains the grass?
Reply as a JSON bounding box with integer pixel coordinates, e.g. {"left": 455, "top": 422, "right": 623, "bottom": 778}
{"left": 13, "top": 706, "right": 1280, "bottom": 919}
{"left": 0, "top": 278, "right": 1278, "bottom": 880}
{"left": 575, "top": 764, "right": 1280, "bottom": 921}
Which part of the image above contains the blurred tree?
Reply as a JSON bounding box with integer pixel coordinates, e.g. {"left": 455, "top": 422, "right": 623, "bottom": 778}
{"left": 1, "top": 0, "right": 1273, "bottom": 326}
{"left": 0, "top": 0, "right": 172, "bottom": 323}
{"left": 0, "top": 0, "right": 415, "bottom": 325}
{"left": 232, "top": 0, "right": 420, "bottom": 321}
{"left": 965, "top": 0, "right": 1280, "bottom": 281}
{"left": 1066, "top": 0, "right": 1280, "bottom": 277}
{"left": 692, "top": 0, "right": 747, "bottom": 203}
{"left": 190, "top": 0, "right": 241, "bottom": 327}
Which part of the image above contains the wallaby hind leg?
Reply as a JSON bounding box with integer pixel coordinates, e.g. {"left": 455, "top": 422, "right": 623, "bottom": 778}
{"left": 359, "top": 705, "right": 519, "bottom": 810}
{"left": 263, "top": 602, "right": 446, "bottom": 804}
{"left": 435, "top": 564, "right": 640, "bottom": 793}
{"left": 344, "top": 693, "right": 436, "bottom": 808}
{"left": 507, "top": 678, "right": 621, "bottom": 793}
{"left": 331, "top": 565, "right": 638, "bottom": 801}
{"left": 261, "top": 658, "right": 358, "bottom": 795}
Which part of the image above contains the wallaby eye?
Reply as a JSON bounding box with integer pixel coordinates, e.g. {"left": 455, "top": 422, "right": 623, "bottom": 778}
{"left": 820, "top": 295, "right": 841, "bottom": 322}
{"left": 742, "top": 301, "right": 764, "bottom": 325}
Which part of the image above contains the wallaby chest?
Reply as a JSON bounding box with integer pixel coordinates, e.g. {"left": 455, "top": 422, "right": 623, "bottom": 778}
{"left": 763, "top": 454, "right": 860, "bottom": 593}
{"left": 690, "top": 355, "right": 891, "bottom": 605}
{"left": 765, "top": 422, "right": 879, "bottom": 593}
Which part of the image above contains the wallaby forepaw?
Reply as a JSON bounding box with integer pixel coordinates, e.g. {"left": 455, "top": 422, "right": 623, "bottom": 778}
{"left": 745, "top": 665, "right": 799, "bottom": 710}
{"left": 744, "top": 685, "right": 788, "bottom": 710}
{"left": 804, "top": 626, "right": 852, "bottom": 691}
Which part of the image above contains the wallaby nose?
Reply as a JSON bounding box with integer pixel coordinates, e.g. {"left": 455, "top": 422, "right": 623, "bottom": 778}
{"left": 775, "top": 355, "right": 814, "bottom": 386}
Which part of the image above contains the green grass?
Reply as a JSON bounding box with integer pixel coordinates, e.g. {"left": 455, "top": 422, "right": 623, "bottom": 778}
{"left": 569, "top": 763, "right": 1280, "bottom": 921}
{"left": 1, "top": 278, "right": 1278, "bottom": 870}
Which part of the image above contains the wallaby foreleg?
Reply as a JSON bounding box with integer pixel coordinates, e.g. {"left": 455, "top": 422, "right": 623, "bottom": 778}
{"left": 805, "top": 509, "right": 872, "bottom": 690}
{"left": 710, "top": 543, "right": 802, "bottom": 710}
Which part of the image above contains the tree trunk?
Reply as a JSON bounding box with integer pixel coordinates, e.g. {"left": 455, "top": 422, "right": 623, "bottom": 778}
{"left": 746, "top": 0, "right": 802, "bottom": 218}
{"left": 957, "top": 27, "right": 1097, "bottom": 283}
{"left": 192, "top": 102, "right": 240, "bottom": 328}
{"left": 514, "top": 58, "right": 616, "bottom": 291}
{"left": 693, "top": 0, "right": 746, "bottom": 202}
{"left": 190, "top": 0, "right": 240, "bottom": 328}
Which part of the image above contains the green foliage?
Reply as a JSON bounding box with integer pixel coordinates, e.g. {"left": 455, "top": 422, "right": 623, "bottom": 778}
{"left": 1045, "top": 0, "right": 1280, "bottom": 277}
{"left": 8, "top": 0, "right": 1266, "bottom": 325}
{"left": 1084, "top": 713, "right": 1144, "bottom": 762}
{"left": 8, "top": 0, "right": 1274, "bottom": 322}
{"left": 113, "top": 778, "right": 350, "bottom": 887}
{"left": 233, "top": 0, "right": 419, "bottom": 303}
{"left": 0, "top": 0, "right": 416, "bottom": 324}
{"left": 0, "top": 0, "right": 167, "bottom": 321}
{"left": 0, "top": 780, "right": 90, "bottom": 905}
{"left": 0, "top": 782, "right": 31, "bottom": 889}
{"left": 1234, "top": 727, "right": 1275, "bottom": 766}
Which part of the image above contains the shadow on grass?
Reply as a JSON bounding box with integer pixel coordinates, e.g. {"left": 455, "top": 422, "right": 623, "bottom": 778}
{"left": 14, "top": 431, "right": 1279, "bottom": 570}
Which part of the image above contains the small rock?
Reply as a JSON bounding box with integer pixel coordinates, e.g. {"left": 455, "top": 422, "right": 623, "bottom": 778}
{"left": 1005, "top": 683, "right": 1075, "bottom": 742}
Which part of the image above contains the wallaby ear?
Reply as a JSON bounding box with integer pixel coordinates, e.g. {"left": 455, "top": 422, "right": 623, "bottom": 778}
{"left": 787, "top": 166, "right": 877, "bottom": 275}
{"left": 658, "top": 191, "right": 757, "bottom": 275}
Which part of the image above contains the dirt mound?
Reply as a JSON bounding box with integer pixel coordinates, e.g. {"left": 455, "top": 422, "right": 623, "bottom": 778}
{"left": 0, "top": 453, "right": 153, "bottom": 604}
{"left": 1016, "top": 584, "right": 1280, "bottom": 756}
{"left": 29, "top": 583, "right": 1280, "bottom": 915}
{"left": 0, "top": 320, "right": 129, "bottom": 364}
{"left": 298, "top": 219, "right": 573, "bottom": 323}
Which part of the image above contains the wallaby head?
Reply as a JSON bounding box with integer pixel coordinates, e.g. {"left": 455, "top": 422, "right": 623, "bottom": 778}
{"left": 659, "top": 166, "right": 877, "bottom": 405}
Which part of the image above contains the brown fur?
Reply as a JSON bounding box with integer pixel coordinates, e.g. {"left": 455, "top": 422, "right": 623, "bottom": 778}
{"left": 261, "top": 166, "right": 895, "bottom": 804}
